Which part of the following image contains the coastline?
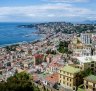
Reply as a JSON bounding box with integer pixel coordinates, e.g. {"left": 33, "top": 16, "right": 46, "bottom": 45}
{"left": 0, "top": 34, "right": 46, "bottom": 48}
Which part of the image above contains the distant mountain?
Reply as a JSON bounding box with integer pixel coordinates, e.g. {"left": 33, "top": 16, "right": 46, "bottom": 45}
{"left": 81, "top": 20, "right": 96, "bottom": 24}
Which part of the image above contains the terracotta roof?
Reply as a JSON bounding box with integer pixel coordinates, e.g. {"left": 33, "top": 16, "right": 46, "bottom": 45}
{"left": 34, "top": 54, "right": 44, "bottom": 59}
{"left": 45, "top": 73, "right": 59, "bottom": 84}
{"left": 33, "top": 74, "right": 39, "bottom": 81}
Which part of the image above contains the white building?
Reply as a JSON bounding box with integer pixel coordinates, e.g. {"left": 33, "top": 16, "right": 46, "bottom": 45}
{"left": 81, "top": 33, "right": 92, "bottom": 45}
{"left": 73, "top": 56, "right": 96, "bottom": 73}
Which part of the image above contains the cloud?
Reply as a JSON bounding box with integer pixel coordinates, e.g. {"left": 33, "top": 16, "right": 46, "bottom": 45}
{"left": 0, "top": 3, "right": 95, "bottom": 22}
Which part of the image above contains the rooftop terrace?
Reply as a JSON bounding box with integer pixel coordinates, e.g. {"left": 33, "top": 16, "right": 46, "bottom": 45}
{"left": 61, "top": 65, "right": 81, "bottom": 74}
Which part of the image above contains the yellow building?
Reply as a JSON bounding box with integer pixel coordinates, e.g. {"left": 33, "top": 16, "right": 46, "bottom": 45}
{"left": 59, "top": 65, "right": 81, "bottom": 90}
{"left": 84, "top": 75, "right": 96, "bottom": 91}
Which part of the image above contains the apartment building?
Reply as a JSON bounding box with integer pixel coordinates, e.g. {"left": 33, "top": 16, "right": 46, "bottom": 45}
{"left": 75, "top": 56, "right": 96, "bottom": 74}
{"left": 71, "top": 36, "right": 92, "bottom": 57}
{"left": 59, "top": 65, "right": 81, "bottom": 90}
{"left": 72, "top": 45, "right": 92, "bottom": 57}
{"left": 84, "top": 75, "right": 96, "bottom": 91}
{"left": 80, "top": 33, "right": 92, "bottom": 45}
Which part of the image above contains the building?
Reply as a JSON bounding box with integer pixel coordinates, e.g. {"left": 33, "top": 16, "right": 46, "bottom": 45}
{"left": 71, "top": 36, "right": 92, "bottom": 57}
{"left": 74, "top": 56, "right": 96, "bottom": 73}
{"left": 22, "top": 59, "right": 34, "bottom": 68}
{"left": 59, "top": 65, "right": 81, "bottom": 90}
{"left": 71, "top": 33, "right": 96, "bottom": 56}
{"left": 92, "top": 33, "right": 96, "bottom": 45}
{"left": 92, "top": 34, "right": 96, "bottom": 55}
{"left": 48, "top": 61, "right": 63, "bottom": 73}
{"left": 80, "top": 33, "right": 92, "bottom": 45}
{"left": 45, "top": 73, "right": 59, "bottom": 87}
{"left": 82, "top": 45, "right": 92, "bottom": 56}
{"left": 73, "top": 44, "right": 92, "bottom": 57}
{"left": 84, "top": 75, "right": 96, "bottom": 91}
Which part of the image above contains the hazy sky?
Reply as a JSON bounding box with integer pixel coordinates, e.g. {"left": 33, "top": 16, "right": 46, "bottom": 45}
{"left": 0, "top": 0, "right": 96, "bottom": 22}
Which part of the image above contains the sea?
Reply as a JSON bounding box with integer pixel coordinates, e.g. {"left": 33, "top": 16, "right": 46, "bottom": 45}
{"left": 0, "top": 22, "right": 42, "bottom": 47}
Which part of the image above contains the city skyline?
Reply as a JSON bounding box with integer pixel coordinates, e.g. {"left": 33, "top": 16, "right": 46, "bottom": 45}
{"left": 0, "top": 0, "right": 96, "bottom": 22}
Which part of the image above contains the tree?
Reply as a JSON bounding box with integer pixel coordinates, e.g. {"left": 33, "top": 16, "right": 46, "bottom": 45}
{"left": 57, "top": 41, "right": 70, "bottom": 54}
{"left": 79, "top": 68, "right": 93, "bottom": 78}
{"left": 0, "top": 72, "right": 40, "bottom": 91}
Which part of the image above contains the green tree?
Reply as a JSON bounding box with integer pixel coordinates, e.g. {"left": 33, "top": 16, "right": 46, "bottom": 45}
{"left": 0, "top": 72, "right": 40, "bottom": 91}
{"left": 57, "top": 41, "right": 70, "bottom": 54}
{"left": 79, "top": 68, "right": 93, "bottom": 78}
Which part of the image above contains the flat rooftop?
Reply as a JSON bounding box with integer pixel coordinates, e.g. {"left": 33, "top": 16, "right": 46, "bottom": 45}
{"left": 84, "top": 75, "right": 96, "bottom": 83}
{"left": 76, "top": 56, "right": 96, "bottom": 63}
{"left": 61, "top": 65, "right": 81, "bottom": 74}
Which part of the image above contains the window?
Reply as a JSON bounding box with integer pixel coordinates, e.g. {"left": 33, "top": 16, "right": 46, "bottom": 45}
{"left": 60, "top": 80, "right": 61, "bottom": 83}
{"left": 91, "top": 68, "right": 94, "bottom": 71}
{"left": 93, "top": 88, "right": 95, "bottom": 91}
{"left": 86, "top": 85, "right": 88, "bottom": 89}
{"left": 93, "top": 83, "right": 95, "bottom": 87}
{"left": 60, "top": 75, "right": 62, "bottom": 78}
{"left": 63, "top": 71, "right": 65, "bottom": 74}
{"left": 67, "top": 72, "right": 69, "bottom": 75}
{"left": 70, "top": 79, "right": 71, "bottom": 82}
{"left": 92, "top": 61, "right": 94, "bottom": 63}
{"left": 91, "top": 64, "right": 94, "bottom": 67}
{"left": 67, "top": 78, "right": 69, "bottom": 81}
{"left": 63, "top": 76, "right": 65, "bottom": 79}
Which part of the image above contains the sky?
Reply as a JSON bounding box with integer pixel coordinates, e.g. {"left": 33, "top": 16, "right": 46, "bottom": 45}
{"left": 0, "top": 0, "right": 96, "bottom": 22}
